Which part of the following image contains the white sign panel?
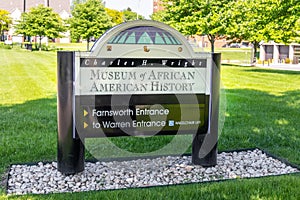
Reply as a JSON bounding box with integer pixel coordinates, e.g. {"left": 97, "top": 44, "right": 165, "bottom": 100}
{"left": 75, "top": 67, "right": 210, "bottom": 95}
{"left": 74, "top": 57, "right": 211, "bottom": 96}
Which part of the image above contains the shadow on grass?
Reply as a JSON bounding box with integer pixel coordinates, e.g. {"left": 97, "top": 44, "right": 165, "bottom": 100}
{"left": 1, "top": 88, "right": 300, "bottom": 198}
{"left": 1, "top": 87, "right": 300, "bottom": 167}
{"left": 219, "top": 88, "right": 300, "bottom": 165}
{"left": 221, "top": 63, "right": 248, "bottom": 68}
{"left": 4, "top": 175, "right": 300, "bottom": 200}
{"left": 0, "top": 97, "right": 58, "bottom": 172}
{"left": 245, "top": 68, "right": 300, "bottom": 75}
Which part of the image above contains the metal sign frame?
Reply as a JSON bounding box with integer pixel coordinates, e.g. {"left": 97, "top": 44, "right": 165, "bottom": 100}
{"left": 57, "top": 20, "right": 220, "bottom": 174}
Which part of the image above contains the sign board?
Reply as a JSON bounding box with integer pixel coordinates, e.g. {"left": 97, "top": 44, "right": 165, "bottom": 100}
{"left": 57, "top": 20, "right": 220, "bottom": 174}
{"left": 74, "top": 56, "right": 211, "bottom": 138}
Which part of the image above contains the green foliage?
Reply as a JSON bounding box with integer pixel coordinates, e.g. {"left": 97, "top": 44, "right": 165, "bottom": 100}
{"left": 36, "top": 44, "right": 62, "bottom": 51}
{"left": 154, "top": 0, "right": 300, "bottom": 53}
{"left": 71, "top": 0, "right": 86, "bottom": 11}
{"left": 226, "top": 0, "right": 300, "bottom": 44}
{"left": 0, "top": 9, "right": 12, "bottom": 40}
{"left": 105, "top": 8, "right": 123, "bottom": 25}
{"left": 14, "top": 5, "right": 65, "bottom": 51}
{"left": 153, "top": 0, "right": 231, "bottom": 52}
{"left": 69, "top": 0, "right": 113, "bottom": 50}
{"left": 226, "top": 0, "right": 265, "bottom": 43}
{"left": 0, "top": 42, "right": 12, "bottom": 49}
{"left": 104, "top": 7, "right": 144, "bottom": 25}
{"left": 294, "top": 18, "right": 300, "bottom": 43}
{"left": 151, "top": 10, "right": 165, "bottom": 21}
{"left": 122, "top": 7, "right": 144, "bottom": 21}
{"left": 72, "top": 0, "right": 86, "bottom": 3}
{"left": 266, "top": 1, "right": 300, "bottom": 44}
{"left": 223, "top": 0, "right": 300, "bottom": 58}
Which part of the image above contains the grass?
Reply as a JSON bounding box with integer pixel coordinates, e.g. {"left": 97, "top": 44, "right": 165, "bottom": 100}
{"left": 50, "top": 42, "right": 95, "bottom": 51}
{"left": 218, "top": 48, "right": 252, "bottom": 61}
{"left": 219, "top": 65, "right": 300, "bottom": 165}
{"left": 0, "top": 46, "right": 300, "bottom": 199}
{"left": 0, "top": 48, "right": 56, "bottom": 105}
{"left": 195, "top": 47, "right": 253, "bottom": 62}
{"left": 2, "top": 176, "right": 300, "bottom": 200}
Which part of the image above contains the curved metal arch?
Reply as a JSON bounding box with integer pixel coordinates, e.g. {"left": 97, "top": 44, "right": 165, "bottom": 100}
{"left": 90, "top": 20, "right": 196, "bottom": 57}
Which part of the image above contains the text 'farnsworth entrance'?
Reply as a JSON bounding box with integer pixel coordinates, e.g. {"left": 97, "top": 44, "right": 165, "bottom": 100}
{"left": 57, "top": 20, "right": 221, "bottom": 174}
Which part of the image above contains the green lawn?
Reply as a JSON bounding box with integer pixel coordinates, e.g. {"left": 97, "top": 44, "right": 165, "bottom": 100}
{"left": 50, "top": 42, "right": 94, "bottom": 51}
{"left": 196, "top": 47, "right": 253, "bottom": 62}
{"left": 218, "top": 48, "right": 252, "bottom": 61}
{"left": 0, "top": 46, "right": 299, "bottom": 199}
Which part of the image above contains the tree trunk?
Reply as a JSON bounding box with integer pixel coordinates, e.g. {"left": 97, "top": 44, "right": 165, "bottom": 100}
{"left": 207, "top": 34, "right": 215, "bottom": 53}
{"left": 87, "top": 38, "right": 90, "bottom": 51}
{"left": 0, "top": 25, "right": 2, "bottom": 41}
{"left": 39, "top": 35, "right": 42, "bottom": 51}
{"left": 253, "top": 41, "right": 259, "bottom": 59}
{"left": 252, "top": 41, "right": 259, "bottom": 64}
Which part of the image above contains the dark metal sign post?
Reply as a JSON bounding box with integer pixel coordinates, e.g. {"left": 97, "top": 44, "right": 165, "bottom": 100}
{"left": 57, "top": 21, "right": 221, "bottom": 174}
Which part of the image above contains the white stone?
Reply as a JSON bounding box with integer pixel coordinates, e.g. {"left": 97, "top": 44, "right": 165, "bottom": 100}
{"left": 6, "top": 150, "right": 299, "bottom": 195}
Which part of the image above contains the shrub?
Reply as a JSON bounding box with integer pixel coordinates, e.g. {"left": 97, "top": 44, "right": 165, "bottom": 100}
{"left": 0, "top": 43, "right": 13, "bottom": 49}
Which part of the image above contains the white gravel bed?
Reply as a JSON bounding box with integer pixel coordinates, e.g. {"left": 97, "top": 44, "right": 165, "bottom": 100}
{"left": 6, "top": 149, "right": 299, "bottom": 195}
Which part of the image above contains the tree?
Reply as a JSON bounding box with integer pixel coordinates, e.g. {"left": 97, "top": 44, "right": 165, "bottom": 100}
{"left": 15, "top": 5, "right": 65, "bottom": 51}
{"left": 152, "top": 0, "right": 231, "bottom": 52}
{"left": 122, "top": 7, "right": 144, "bottom": 21}
{"left": 294, "top": 18, "right": 300, "bottom": 43}
{"left": 105, "top": 8, "right": 123, "bottom": 25}
{"left": 226, "top": 0, "right": 300, "bottom": 62}
{"left": 266, "top": 0, "right": 300, "bottom": 44}
{"left": 72, "top": 0, "right": 86, "bottom": 3}
{"left": 225, "top": 0, "right": 267, "bottom": 60}
{"left": 71, "top": 0, "right": 86, "bottom": 10}
{"left": 69, "top": 0, "right": 113, "bottom": 51}
{"left": 0, "top": 9, "right": 12, "bottom": 41}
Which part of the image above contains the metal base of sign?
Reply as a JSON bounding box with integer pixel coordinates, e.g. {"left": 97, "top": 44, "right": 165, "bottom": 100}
{"left": 57, "top": 52, "right": 84, "bottom": 174}
{"left": 192, "top": 134, "right": 217, "bottom": 166}
{"left": 191, "top": 53, "right": 221, "bottom": 166}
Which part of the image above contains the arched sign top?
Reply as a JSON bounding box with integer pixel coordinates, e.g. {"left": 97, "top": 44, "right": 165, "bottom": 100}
{"left": 107, "top": 26, "right": 182, "bottom": 45}
{"left": 90, "top": 20, "right": 204, "bottom": 58}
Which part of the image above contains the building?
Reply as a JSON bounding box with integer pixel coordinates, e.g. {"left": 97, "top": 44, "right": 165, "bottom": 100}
{"left": 259, "top": 42, "right": 300, "bottom": 64}
{"left": 0, "top": 0, "right": 71, "bottom": 43}
{"left": 153, "top": 0, "right": 164, "bottom": 13}
{"left": 0, "top": 0, "right": 70, "bottom": 14}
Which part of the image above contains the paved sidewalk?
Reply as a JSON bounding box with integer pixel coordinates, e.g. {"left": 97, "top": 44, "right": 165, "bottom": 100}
{"left": 255, "top": 64, "right": 300, "bottom": 71}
